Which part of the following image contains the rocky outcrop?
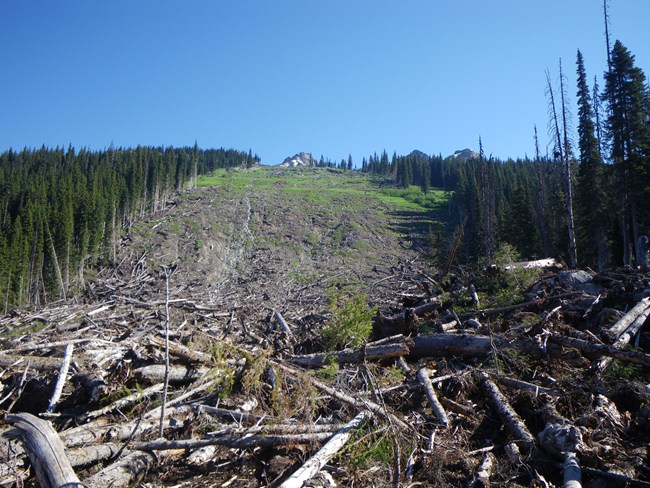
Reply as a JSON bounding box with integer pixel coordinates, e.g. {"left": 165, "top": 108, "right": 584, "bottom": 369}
{"left": 279, "top": 152, "right": 316, "bottom": 167}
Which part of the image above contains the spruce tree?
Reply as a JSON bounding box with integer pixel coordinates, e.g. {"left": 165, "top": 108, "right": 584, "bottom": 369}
{"left": 575, "top": 50, "right": 609, "bottom": 270}
{"left": 603, "top": 40, "right": 650, "bottom": 265}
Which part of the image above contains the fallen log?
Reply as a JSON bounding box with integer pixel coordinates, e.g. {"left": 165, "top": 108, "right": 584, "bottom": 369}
{"left": 46, "top": 343, "right": 74, "bottom": 413}
{"left": 417, "top": 368, "right": 449, "bottom": 428}
{"left": 132, "top": 364, "right": 211, "bottom": 383}
{"left": 549, "top": 334, "right": 650, "bottom": 368}
{"left": 149, "top": 336, "right": 214, "bottom": 364}
{"left": 279, "top": 411, "right": 370, "bottom": 488}
{"left": 563, "top": 451, "right": 582, "bottom": 488}
{"left": 288, "top": 341, "right": 411, "bottom": 368}
{"left": 481, "top": 376, "right": 534, "bottom": 452}
{"left": 80, "top": 382, "right": 164, "bottom": 422}
{"left": 0, "top": 354, "right": 66, "bottom": 372}
{"left": 497, "top": 376, "right": 560, "bottom": 397}
{"left": 5, "top": 412, "right": 82, "bottom": 488}
{"left": 502, "top": 257, "right": 564, "bottom": 270}
{"left": 604, "top": 297, "right": 650, "bottom": 340}
{"left": 131, "top": 432, "right": 334, "bottom": 451}
{"left": 83, "top": 450, "right": 165, "bottom": 488}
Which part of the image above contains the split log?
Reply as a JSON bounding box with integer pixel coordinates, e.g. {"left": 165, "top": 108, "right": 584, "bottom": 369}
{"left": 279, "top": 411, "right": 370, "bottom": 488}
{"left": 5, "top": 412, "right": 82, "bottom": 488}
{"left": 549, "top": 334, "right": 650, "bottom": 368}
{"left": 132, "top": 364, "right": 211, "bottom": 383}
{"left": 481, "top": 377, "right": 534, "bottom": 452}
{"left": 288, "top": 341, "right": 411, "bottom": 368}
{"left": 417, "top": 368, "right": 449, "bottom": 428}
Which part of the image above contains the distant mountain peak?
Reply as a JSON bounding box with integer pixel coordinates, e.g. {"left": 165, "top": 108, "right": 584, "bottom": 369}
{"left": 451, "top": 148, "right": 479, "bottom": 161}
{"left": 278, "top": 152, "right": 316, "bottom": 167}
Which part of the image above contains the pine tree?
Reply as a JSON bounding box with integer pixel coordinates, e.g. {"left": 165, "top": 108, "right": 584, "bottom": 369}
{"left": 603, "top": 40, "right": 650, "bottom": 265}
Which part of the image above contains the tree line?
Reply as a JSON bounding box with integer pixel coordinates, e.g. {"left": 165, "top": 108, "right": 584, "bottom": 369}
{"left": 362, "top": 38, "right": 649, "bottom": 272}
{"left": 0, "top": 145, "right": 257, "bottom": 310}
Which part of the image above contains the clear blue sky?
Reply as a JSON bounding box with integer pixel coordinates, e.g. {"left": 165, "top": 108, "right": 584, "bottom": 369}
{"left": 1, "top": 1, "right": 648, "bottom": 166}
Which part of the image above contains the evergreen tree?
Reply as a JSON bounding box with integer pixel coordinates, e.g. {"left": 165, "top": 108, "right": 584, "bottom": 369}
{"left": 575, "top": 50, "right": 609, "bottom": 270}
{"left": 603, "top": 40, "right": 650, "bottom": 265}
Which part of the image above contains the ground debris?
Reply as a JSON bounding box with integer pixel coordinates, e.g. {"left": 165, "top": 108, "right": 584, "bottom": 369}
{"left": 1, "top": 194, "right": 650, "bottom": 486}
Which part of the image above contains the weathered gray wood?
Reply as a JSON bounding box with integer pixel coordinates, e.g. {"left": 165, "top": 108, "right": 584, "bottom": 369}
{"left": 5, "top": 412, "right": 82, "bottom": 488}
{"left": 288, "top": 342, "right": 411, "bottom": 368}
{"left": 417, "top": 368, "right": 449, "bottom": 428}
{"left": 84, "top": 450, "right": 159, "bottom": 488}
{"left": 550, "top": 334, "right": 650, "bottom": 368}
{"left": 46, "top": 343, "right": 74, "bottom": 413}
{"left": 132, "top": 432, "right": 334, "bottom": 451}
{"left": 279, "top": 411, "right": 370, "bottom": 488}
{"left": 481, "top": 377, "right": 534, "bottom": 452}
{"left": 80, "top": 382, "right": 164, "bottom": 422}
{"left": 132, "top": 364, "right": 211, "bottom": 383}
{"left": 604, "top": 297, "right": 650, "bottom": 339}
{"left": 563, "top": 451, "right": 582, "bottom": 488}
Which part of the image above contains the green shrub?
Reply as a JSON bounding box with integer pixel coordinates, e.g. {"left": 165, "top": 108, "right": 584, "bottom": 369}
{"left": 323, "top": 288, "right": 377, "bottom": 350}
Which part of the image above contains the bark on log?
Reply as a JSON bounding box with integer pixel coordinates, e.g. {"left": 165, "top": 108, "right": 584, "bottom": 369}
{"left": 132, "top": 364, "right": 211, "bottom": 383}
{"left": 66, "top": 443, "right": 123, "bottom": 468}
{"left": 5, "top": 412, "right": 82, "bottom": 488}
{"left": 481, "top": 377, "right": 534, "bottom": 452}
{"left": 279, "top": 411, "right": 370, "bottom": 488}
{"left": 549, "top": 334, "right": 650, "bottom": 368}
{"left": 417, "top": 368, "right": 449, "bottom": 428}
{"left": 288, "top": 342, "right": 411, "bottom": 368}
{"left": 410, "top": 333, "right": 494, "bottom": 359}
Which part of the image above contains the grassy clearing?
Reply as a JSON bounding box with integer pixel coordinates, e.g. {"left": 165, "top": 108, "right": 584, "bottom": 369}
{"left": 197, "top": 166, "right": 447, "bottom": 215}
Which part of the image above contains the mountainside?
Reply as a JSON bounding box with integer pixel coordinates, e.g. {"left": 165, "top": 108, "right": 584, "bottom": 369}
{"left": 1, "top": 166, "right": 649, "bottom": 487}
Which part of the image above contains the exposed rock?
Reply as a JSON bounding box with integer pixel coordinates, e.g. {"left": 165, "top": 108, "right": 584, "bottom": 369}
{"left": 450, "top": 148, "right": 479, "bottom": 161}
{"left": 279, "top": 152, "right": 316, "bottom": 167}
{"left": 558, "top": 270, "right": 603, "bottom": 295}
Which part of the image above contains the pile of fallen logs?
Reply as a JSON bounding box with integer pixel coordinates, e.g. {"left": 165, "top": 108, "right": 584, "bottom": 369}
{"left": 0, "top": 260, "right": 649, "bottom": 487}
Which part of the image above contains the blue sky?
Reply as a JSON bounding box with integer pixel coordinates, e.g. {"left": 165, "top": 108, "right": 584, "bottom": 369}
{"left": 1, "top": 1, "right": 648, "bottom": 166}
